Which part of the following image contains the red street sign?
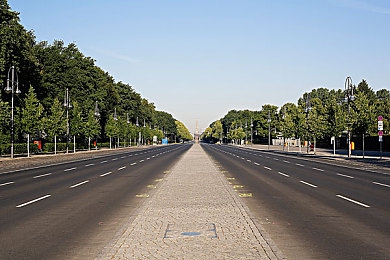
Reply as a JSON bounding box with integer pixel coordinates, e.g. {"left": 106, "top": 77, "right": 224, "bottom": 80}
{"left": 378, "top": 116, "right": 383, "bottom": 121}
{"left": 378, "top": 131, "right": 383, "bottom": 136}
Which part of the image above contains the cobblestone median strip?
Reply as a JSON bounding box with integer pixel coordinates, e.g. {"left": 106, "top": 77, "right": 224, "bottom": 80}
{"left": 97, "top": 144, "right": 284, "bottom": 259}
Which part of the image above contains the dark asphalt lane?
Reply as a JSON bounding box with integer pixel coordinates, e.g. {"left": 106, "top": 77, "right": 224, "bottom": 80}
{"left": 0, "top": 144, "right": 191, "bottom": 259}
{"left": 202, "top": 144, "right": 390, "bottom": 260}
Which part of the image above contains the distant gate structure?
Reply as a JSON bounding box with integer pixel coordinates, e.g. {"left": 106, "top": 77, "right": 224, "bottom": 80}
{"left": 194, "top": 120, "right": 200, "bottom": 142}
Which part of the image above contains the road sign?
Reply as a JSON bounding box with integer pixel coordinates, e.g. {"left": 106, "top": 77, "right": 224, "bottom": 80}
{"left": 378, "top": 120, "right": 384, "bottom": 131}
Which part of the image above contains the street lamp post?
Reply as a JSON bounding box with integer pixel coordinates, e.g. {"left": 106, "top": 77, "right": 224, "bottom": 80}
{"left": 250, "top": 118, "right": 253, "bottom": 145}
{"left": 267, "top": 111, "right": 271, "bottom": 150}
{"left": 305, "top": 94, "right": 312, "bottom": 153}
{"left": 63, "top": 88, "right": 72, "bottom": 153}
{"left": 94, "top": 101, "right": 100, "bottom": 150}
{"left": 344, "top": 76, "right": 355, "bottom": 158}
{"left": 5, "top": 66, "right": 21, "bottom": 158}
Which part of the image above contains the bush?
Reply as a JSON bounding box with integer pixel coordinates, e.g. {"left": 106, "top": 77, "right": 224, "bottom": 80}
{"left": 0, "top": 143, "right": 38, "bottom": 155}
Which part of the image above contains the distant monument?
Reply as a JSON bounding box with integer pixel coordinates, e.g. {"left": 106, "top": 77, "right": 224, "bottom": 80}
{"left": 194, "top": 120, "right": 200, "bottom": 143}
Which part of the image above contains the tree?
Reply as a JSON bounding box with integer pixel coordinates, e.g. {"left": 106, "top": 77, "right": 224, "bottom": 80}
{"left": 0, "top": 0, "right": 39, "bottom": 94}
{"left": 20, "top": 85, "right": 44, "bottom": 139}
{"left": 44, "top": 98, "right": 65, "bottom": 141}
{"left": 351, "top": 92, "right": 375, "bottom": 136}
{"left": 175, "top": 120, "right": 192, "bottom": 141}
{"left": 212, "top": 120, "right": 223, "bottom": 142}
{"left": 0, "top": 91, "right": 9, "bottom": 144}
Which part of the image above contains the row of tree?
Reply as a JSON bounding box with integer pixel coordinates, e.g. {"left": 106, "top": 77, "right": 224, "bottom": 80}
{"left": 203, "top": 82, "right": 389, "bottom": 150}
{"left": 0, "top": 1, "right": 192, "bottom": 154}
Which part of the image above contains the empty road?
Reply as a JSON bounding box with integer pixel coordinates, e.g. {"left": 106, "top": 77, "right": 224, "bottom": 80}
{"left": 202, "top": 143, "right": 390, "bottom": 259}
{"left": 0, "top": 144, "right": 191, "bottom": 259}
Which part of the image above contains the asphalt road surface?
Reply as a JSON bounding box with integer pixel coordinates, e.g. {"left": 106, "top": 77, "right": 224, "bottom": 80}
{"left": 0, "top": 144, "right": 191, "bottom": 259}
{"left": 202, "top": 143, "right": 390, "bottom": 259}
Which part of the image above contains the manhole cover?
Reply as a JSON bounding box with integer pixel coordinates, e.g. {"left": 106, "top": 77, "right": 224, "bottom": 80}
{"left": 164, "top": 223, "right": 217, "bottom": 239}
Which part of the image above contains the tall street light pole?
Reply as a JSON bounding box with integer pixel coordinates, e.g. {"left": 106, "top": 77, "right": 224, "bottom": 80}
{"left": 267, "top": 111, "right": 271, "bottom": 150}
{"left": 94, "top": 101, "right": 100, "bottom": 150}
{"left": 5, "top": 66, "right": 21, "bottom": 158}
{"left": 63, "top": 88, "right": 72, "bottom": 153}
{"left": 344, "top": 76, "right": 355, "bottom": 158}
{"left": 250, "top": 118, "right": 253, "bottom": 145}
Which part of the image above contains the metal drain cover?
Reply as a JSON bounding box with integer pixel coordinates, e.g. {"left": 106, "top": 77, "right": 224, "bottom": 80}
{"left": 164, "top": 223, "right": 217, "bottom": 239}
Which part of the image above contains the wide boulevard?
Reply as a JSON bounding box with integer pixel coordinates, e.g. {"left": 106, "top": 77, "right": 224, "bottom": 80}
{"left": 0, "top": 144, "right": 191, "bottom": 259}
{"left": 202, "top": 143, "right": 390, "bottom": 259}
{"left": 1, "top": 142, "right": 389, "bottom": 259}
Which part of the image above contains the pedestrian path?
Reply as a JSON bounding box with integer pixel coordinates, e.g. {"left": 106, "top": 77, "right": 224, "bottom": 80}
{"left": 97, "top": 143, "right": 283, "bottom": 259}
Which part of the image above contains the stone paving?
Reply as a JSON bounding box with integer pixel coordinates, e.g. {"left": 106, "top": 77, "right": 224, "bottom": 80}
{"left": 97, "top": 143, "right": 284, "bottom": 259}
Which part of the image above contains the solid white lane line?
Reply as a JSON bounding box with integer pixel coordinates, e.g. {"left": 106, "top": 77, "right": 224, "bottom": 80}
{"left": 296, "top": 163, "right": 304, "bottom": 167}
{"left": 264, "top": 166, "right": 272, "bottom": 171}
{"left": 300, "top": 180, "right": 318, "bottom": 188}
{"left": 33, "top": 173, "right": 52, "bottom": 179}
{"left": 313, "top": 167, "right": 324, "bottom": 172}
{"left": 118, "top": 166, "right": 126, "bottom": 171}
{"left": 0, "top": 181, "right": 14, "bottom": 187}
{"left": 64, "top": 167, "right": 77, "bottom": 172}
{"left": 337, "top": 173, "right": 354, "bottom": 179}
{"left": 100, "top": 160, "right": 108, "bottom": 164}
{"left": 70, "top": 180, "right": 89, "bottom": 188}
{"left": 16, "top": 194, "right": 51, "bottom": 208}
{"left": 373, "top": 182, "right": 390, "bottom": 188}
{"left": 100, "top": 171, "right": 112, "bottom": 177}
{"left": 336, "top": 194, "right": 370, "bottom": 208}
{"left": 85, "top": 163, "right": 95, "bottom": 167}
{"left": 278, "top": 172, "right": 290, "bottom": 177}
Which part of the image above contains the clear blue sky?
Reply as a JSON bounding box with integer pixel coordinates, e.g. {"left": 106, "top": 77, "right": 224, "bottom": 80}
{"left": 9, "top": 0, "right": 390, "bottom": 134}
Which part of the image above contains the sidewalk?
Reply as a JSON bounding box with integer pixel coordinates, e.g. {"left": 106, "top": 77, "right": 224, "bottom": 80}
{"left": 97, "top": 143, "right": 284, "bottom": 259}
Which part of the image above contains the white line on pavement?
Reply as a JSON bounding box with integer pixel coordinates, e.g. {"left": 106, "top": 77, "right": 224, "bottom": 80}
{"left": 373, "top": 182, "right": 390, "bottom": 188}
{"left": 139, "top": 160, "right": 144, "bottom": 163}
{"left": 0, "top": 181, "right": 14, "bottom": 187}
{"left": 112, "top": 158, "right": 118, "bottom": 161}
{"left": 278, "top": 172, "right": 290, "bottom": 177}
{"left": 313, "top": 167, "right": 324, "bottom": 172}
{"left": 70, "top": 180, "right": 89, "bottom": 188}
{"left": 336, "top": 194, "right": 370, "bottom": 208}
{"left": 100, "top": 171, "right": 112, "bottom": 177}
{"left": 283, "top": 160, "right": 290, "bottom": 163}
{"left": 100, "top": 160, "right": 108, "bottom": 164}
{"left": 85, "top": 163, "right": 95, "bottom": 167}
{"left": 254, "top": 162, "right": 260, "bottom": 165}
{"left": 33, "top": 173, "right": 52, "bottom": 179}
{"left": 16, "top": 194, "right": 51, "bottom": 208}
{"left": 264, "top": 166, "right": 272, "bottom": 171}
{"left": 296, "top": 163, "right": 304, "bottom": 167}
{"left": 337, "top": 173, "right": 354, "bottom": 179}
{"left": 130, "top": 162, "right": 137, "bottom": 166}
{"left": 118, "top": 166, "right": 126, "bottom": 171}
{"left": 300, "top": 180, "right": 318, "bottom": 188}
{"left": 64, "top": 167, "right": 77, "bottom": 172}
